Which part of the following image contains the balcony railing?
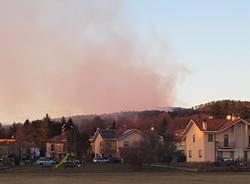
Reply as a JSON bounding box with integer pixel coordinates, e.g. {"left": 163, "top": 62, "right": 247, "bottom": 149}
{"left": 217, "top": 142, "right": 235, "bottom": 149}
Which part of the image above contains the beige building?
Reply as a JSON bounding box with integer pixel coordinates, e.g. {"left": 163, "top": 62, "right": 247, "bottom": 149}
{"left": 0, "top": 139, "right": 17, "bottom": 159}
{"left": 182, "top": 118, "right": 250, "bottom": 162}
{"left": 90, "top": 129, "right": 145, "bottom": 158}
{"left": 46, "top": 135, "right": 67, "bottom": 159}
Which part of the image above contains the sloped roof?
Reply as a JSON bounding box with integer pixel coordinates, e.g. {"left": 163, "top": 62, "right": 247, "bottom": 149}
{"left": 184, "top": 118, "right": 250, "bottom": 135}
{"left": 122, "top": 129, "right": 135, "bottom": 136}
{"left": 47, "top": 134, "right": 67, "bottom": 143}
{"left": 91, "top": 128, "right": 145, "bottom": 141}
{"left": 193, "top": 119, "right": 229, "bottom": 131}
{"left": 118, "top": 129, "right": 145, "bottom": 140}
{"left": 175, "top": 129, "right": 185, "bottom": 137}
{"left": 98, "top": 129, "right": 116, "bottom": 139}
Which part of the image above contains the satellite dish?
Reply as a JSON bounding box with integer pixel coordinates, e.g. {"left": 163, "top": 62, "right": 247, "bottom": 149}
{"left": 226, "top": 115, "right": 232, "bottom": 120}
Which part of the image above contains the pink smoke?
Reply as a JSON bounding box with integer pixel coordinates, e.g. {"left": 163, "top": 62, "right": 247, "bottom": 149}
{"left": 0, "top": 0, "right": 185, "bottom": 122}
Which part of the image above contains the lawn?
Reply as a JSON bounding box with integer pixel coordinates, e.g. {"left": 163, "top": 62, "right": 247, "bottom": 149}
{"left": 0, "top": 164, "right": 250, "bottom": 184}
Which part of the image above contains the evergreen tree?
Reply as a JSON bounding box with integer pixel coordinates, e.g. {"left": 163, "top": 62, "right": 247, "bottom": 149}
{"left": 159, "top": 116, "right": 168, "bottom": 135}
{"left": 61, "top": 116, "right": 67, "bottom": 125}
{"left": 111, "top": 120, "right": 116, "bottom": 130}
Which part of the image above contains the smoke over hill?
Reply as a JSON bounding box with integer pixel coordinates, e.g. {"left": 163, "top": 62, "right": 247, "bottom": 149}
{"left": 0, "top": 0, "right": 185, "bottom": 122}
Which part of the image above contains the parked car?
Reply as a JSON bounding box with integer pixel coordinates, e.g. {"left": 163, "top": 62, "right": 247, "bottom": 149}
{"left": 107, "top": 157, "right": 121, "bottom": 163}
{"left": 93, "top": 157, "right": 109, "bottom": 163}
{"left": 64, "top": 159, "right": 82, "bottom": 168}
{"left": 223, "top": 158, "right": 234, "bottom": 162}
{"left": 217, "top": 157, "right": 234, "bottom": 162}
{"left": 0, "top": 158, "right": 14, "bottom": 166}
{"left": 36, "top": 158, "right": 57, "bottom": 166}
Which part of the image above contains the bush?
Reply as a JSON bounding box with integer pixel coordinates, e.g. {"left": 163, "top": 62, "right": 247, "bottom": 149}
{"left": 120, "top": 133, "right": 178, "bottom": 166}
{"left": 120, "top": 147, "right": 143, "bottom": 168}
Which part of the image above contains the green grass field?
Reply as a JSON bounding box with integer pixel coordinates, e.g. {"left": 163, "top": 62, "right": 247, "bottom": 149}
{"left": 1, "top": 164, "right": 250, "bottom": 184}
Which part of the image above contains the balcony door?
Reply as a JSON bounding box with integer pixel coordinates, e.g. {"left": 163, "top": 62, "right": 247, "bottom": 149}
{"left": 244, "top": 151, "right": 248, "bottom": 162}
{"left": 224, "top": 134, "right": 229, "bottom": 147}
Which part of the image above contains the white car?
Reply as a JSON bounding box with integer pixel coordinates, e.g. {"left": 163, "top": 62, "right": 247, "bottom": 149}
{"left": 36, "top": 158, "right": 56, "bottom": 166}
{"left": 93, "top": 157, "right": 109, "bottom": 163}
{"left": 64, "top": 159, "right": 82, "bottom": 168}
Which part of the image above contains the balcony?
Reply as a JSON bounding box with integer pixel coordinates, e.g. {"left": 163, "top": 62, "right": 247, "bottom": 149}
{"left": 244, "top": 145, "right": 250, "bottom": 150}
{"left": 217, "top": 141, "right": 236, "bottom": 149}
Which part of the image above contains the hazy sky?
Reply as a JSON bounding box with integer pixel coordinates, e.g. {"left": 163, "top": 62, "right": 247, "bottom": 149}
{"left": 124, "top": 0, "right": 250, "bottom": 106}
{"left": 0, "top": 0, "right": 249, "bottom": 122}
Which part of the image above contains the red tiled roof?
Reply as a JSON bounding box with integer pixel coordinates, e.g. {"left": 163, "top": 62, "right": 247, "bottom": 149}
{"left": 0, "top": 139, "right": 15, "bottom": 143}
{"left": 190, "top": 118, "right": 244, "bottom": 132}
{"left": 175, "top": 129, "right": 185, "bottom": 137}
{"left": 174, "top": 129, "right": 185, "bottom": 141}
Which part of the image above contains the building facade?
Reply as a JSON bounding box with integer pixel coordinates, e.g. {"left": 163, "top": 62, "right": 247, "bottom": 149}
{"left": 0, "top": 139, "right": 16, "bottom": 159}
{"left": 46, "top": 135, "right": 67, "bottom": 159}
{"left": 182, "top": 118, "right": 250, "bottom": 162}
{"left": 90, "top": 129, "right": 145, "bottom": 158}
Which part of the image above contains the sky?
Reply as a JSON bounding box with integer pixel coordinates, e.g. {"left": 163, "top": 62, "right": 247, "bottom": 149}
{"left": 0, "top": 0, "right": 249, "bottom": 123}
{"left": 123, "top": 0, "right": 250, "bottom": 106}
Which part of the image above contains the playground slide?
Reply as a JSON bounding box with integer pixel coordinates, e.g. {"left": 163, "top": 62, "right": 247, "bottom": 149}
{"left": 55, "top": 153, "right": 70, "bottom": 168}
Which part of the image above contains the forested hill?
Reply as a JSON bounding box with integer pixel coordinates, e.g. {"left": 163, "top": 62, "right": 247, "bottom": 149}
{"left": 193, "top": 100, "right": 250, "bottom": 119}
{"left": 56, "top": 100, "right": 250, "bottom": 133}
{"left": 1, "top": 100, "right": 250, "bottom": 138}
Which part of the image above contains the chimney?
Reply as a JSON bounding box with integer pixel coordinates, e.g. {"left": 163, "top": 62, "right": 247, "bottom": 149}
{"left": 208, "top": 116, "right": 214, "bottom": 120}
{"left": 232, "top": 115, "right": 237, "bottom": 121}
{"left": 202, "top": 121, "right": 207, "bottom": 130}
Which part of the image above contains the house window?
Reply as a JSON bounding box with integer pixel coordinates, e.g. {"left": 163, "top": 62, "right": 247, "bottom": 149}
{"left": 198, "top": 150, "right": 202, "bottom": 158}
{"left": 124, "top": 141, "right": 129, "bottom": 148}
{"left": 100, "top": 142, "right": 103, "bottom": 150}
{"left": 51, "top": 144, "right": 55, "bottom": 151}
{"left": 217, "top": 151, "right": 222, "bottom": 160}
{"left": 208, "top": 134, "right": 213, "bottom": 142}
{"left": 188, "top": 150, "right": 192, "bottom": 158}
{"left": 230, "top": 152, "right": 234, "bottom": 160}
{"left": 193, "top": 135, "right": 196, "bottom": 143}
{"left": 224, "top": 134, "right": 229, "bottom": 147}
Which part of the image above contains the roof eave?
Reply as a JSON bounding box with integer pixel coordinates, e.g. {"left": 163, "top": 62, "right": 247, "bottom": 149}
{"left": 117, "top": 129, "right": 145, "bottom": 140}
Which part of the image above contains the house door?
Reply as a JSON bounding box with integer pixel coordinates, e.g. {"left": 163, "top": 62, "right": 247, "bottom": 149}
{"left": 230, "top": 151, "right": 235, "bottom": 161}
{"left": 244, "top": 151, "right": 248, "bottom": 162}
{"left": 217, "top": 151, "right": 222, "bottom": 161}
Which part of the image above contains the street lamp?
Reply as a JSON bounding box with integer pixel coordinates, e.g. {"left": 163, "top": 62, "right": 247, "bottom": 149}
{"left": 151, "top": 126, "right": 155, "bottom": 131}
{"left": 62, "top": 124, "right": 77, "bottom": 159}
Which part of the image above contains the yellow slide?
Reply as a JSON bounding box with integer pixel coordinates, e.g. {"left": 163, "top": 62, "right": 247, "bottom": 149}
{"left": 55, "top": 153, "right": 70, "bottom": 168}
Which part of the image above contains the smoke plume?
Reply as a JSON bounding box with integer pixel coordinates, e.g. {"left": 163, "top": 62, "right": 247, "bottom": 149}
{"left": 0, "top": 0, "right": 185, "bottom": 122}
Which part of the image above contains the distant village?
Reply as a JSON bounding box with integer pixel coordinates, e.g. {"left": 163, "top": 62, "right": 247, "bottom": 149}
{"left": 0, "top": 100, "right": 250, "bottom": 167}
